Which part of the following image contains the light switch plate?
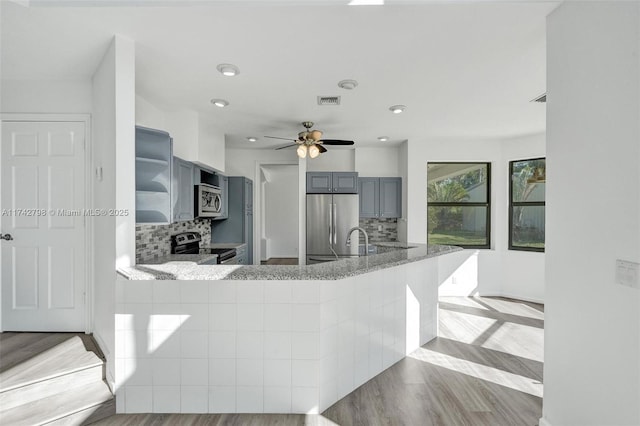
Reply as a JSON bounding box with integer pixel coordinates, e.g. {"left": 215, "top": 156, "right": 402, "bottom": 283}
{"left": 615, "top": 259, "right": 639, "bottom": 289}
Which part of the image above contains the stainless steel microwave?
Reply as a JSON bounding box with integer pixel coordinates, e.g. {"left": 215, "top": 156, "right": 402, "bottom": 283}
{"left": 196, "top": 184, "right": 222, "bottom": 217}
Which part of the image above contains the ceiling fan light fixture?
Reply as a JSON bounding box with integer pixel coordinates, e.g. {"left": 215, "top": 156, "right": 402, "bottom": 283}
{"left": 338, "top": 79, "right": 358, "bottom": 90}
{"left": 389, "top": 105, "right": 406, "bottom": 114}
{"left": 377, "top": 136, "right": 389, "bottom": 142}
{"left": 247, "top": 137, "right": 258, "bottom": 142}
{"left": 211, "top": 98, "right": 229, "bottom": 108}
{"left": 309, "top": 144, "right": 320, "bottom": 158}
{"left": 297, "top": 144, "right": 308, "bottom": 158}
{"left": 309, "top": 130, "right": 323, "bottom": 141}
{"left": 216, "top": 63, "right": 240, "bottom": 77}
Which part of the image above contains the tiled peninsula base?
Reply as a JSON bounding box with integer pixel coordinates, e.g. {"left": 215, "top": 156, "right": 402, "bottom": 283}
{"left": 114, "top": 256, "right": 442, "bottom": 414}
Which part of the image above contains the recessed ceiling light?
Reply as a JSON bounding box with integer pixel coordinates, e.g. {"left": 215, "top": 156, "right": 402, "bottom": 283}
{"left": 378, "top": 136, "right": 389, "bottom": 142}
{"left": 338, "top": 79, "right": 358, "bottom": 90}
{"left": 216, "top": 63, "right": 240, "bottom": 77}
{"left": 389, "top": 105, "right": 406, "bottom": 114}
{"left": 247, "top": 137, "right": 258, "bottom": 142}
{"left": 210, "top": 99, "right": 229, "bottom": 108}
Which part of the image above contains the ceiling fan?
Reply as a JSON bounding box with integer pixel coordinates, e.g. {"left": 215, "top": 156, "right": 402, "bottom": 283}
{"left": 265, "top": 121, "right": 354, "bottom": 159}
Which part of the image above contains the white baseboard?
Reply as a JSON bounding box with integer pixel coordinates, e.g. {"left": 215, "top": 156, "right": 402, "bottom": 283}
{"left": 92, "top": 331, "right": 115, "bottom": 392}
{"left": 539, "top": 417, "right": 552, "bottom": 426}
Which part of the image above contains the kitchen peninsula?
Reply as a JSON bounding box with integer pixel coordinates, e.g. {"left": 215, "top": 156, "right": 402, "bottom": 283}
{"left": 115, "top": 244, "right": 461, "bottom": 414}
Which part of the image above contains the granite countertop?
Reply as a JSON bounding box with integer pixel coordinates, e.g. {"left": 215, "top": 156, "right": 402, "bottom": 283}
{"left": 118, "top": 243, "right": 462, "bottom": 281}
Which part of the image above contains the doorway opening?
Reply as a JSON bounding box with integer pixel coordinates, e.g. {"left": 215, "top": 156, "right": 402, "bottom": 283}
{"left": 259, "top": 164, "right": 299, "bottom": 265}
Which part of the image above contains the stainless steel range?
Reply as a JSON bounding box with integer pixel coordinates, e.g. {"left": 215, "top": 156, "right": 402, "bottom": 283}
{"left": 171, "top": 231, "right": 237, "bottom": 264}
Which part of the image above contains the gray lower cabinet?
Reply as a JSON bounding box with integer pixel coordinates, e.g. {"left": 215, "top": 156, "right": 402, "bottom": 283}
{"left": 307, "top": 172, "right": 358, "bottom": 194}
{"left": 235, "top": 244, "right": 248, "bottom": 265}
{"left": 358, "top": 177, "right": 402, "bottom": 218}
{"left": 211, "top": 176, "right": 253, "bottom": 264}
{"left": 135, "top": 126, "right": 173, "bottom": 224}
{"left": 172, "top": 157, "right": 194, "bottom": 222}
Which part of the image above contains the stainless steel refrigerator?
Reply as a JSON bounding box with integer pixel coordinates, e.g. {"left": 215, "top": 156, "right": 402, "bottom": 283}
{"left": 306, "top": 194, "right": 359, "bottom": 263}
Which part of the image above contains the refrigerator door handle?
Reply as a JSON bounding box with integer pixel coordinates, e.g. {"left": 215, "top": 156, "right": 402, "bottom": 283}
{"left": 328, "top": 203, "right": 333, "bottom": 246}
{"left": 333, "top": 203, "right": 338, "bottom": 245}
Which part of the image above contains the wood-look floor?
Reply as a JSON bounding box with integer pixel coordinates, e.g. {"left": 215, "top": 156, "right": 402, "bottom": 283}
{"left": 92, "top": 296, "right": 544, "bottom": 426}
{"left": 261, "top": 258, "right": 299, "bottom": 265}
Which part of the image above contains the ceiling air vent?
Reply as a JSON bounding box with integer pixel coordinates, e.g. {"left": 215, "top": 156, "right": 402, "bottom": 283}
{"left": 531, "top": 93, "right": 547, "bottom": 103}
{"left": 317, "top": 96, "right": 341, "bottom": 106}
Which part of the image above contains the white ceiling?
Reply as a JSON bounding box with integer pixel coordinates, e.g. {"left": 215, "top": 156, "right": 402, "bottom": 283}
{"left": 1, "top": 0, "right": 558, "bottom": 149}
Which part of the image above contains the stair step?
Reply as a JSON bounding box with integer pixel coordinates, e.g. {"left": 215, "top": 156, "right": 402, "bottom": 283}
{"left": 0, "top": 335, "right": 103, "bottom": 393}
{"left": 0, "top": 364, "right": 104, "bottom": 411}
{"left": 0, "top": 380, "right": 114, "bottom": 426}
{"left": 46, "top": 397, "right": 115, "bottom": 426}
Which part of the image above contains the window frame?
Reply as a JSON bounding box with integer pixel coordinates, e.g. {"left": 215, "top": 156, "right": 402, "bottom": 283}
{"left": 427, "top": 161, "right": 492, "bottom": 249}
{"left": 508, "top": 157, "right": 546, "bottom": 253}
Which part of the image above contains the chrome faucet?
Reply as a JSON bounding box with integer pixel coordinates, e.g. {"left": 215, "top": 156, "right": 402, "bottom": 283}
{"left": 346, "top": 227, "right": 370, "bottom": 256}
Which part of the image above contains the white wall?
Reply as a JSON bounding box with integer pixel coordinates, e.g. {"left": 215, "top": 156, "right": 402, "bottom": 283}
{"left": 164, "top": 109, "right": 199, "bottom": 160}
{"left": 354, "top": 147, "right": 400, "bottom": 177}
{"left": 92, "top": 35, "right": 136, "bottom": 391}
{"left": 225, "top": 148, "right": 297, "bottom": 178}
{"left": 543, "top": 3, "right": 640, "bottom": 426}
{"left": 306, "top": 149, "right": 355, "bottom": 172}
{"left": 398, "top": 141, "right": 409, "bottom": 243}
{"left": 405, "top": 133, "right": 545, "bottom": 300}
{"left": 263, "top": 165, "right": 299, "bottom": 258}
{"left": 1, "top": 79, "right": 92, "bottom": 113}
{"left": 135, "top": 95, "right": 225, "bottom": 172}
{"left": 501, "top": 134, "right": 546, "bottom": 302}
{"left": 134, "top": 94, "right": 164, "bottom": 129}
{"left": 197, "top": 116, "right": 225, "bottom": 172}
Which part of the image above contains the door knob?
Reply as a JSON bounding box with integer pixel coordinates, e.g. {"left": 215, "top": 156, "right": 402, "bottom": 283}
{"left": 1, "top": 233, "right": 13, "bottom": 241}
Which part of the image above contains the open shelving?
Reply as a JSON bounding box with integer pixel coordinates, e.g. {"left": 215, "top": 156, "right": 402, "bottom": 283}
{"left": 135, "top": 126, "right": 172, "bottom": 224}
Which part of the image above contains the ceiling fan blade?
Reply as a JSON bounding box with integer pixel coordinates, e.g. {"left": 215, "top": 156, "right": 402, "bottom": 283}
{"left": 317, "top": 144, "right": 328, "bottom": 153}
{"left": 265, "top": 136, "right": 297, "bottom": 142}
{"left": 319, "top": 139, "right": 354, "bottom": 145}
{"left": 275, "top": 143, "right": 299, "bottom": 150}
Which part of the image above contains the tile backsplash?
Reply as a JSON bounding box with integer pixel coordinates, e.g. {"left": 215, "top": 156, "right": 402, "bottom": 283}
{"left": 359, "top": 218, "right": 398, "bottom": 243}
{"left": 135, "top": 218, "right": 212, "bottom": 264}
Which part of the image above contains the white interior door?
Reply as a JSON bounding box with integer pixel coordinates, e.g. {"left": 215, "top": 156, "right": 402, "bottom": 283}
{"left": 1, "top": 120, "right": 86, "bottom": 331}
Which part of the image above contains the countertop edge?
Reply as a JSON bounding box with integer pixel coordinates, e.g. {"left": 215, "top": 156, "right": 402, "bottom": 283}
{"left": 118, "top": 244, "right": 462, "bottom": 281}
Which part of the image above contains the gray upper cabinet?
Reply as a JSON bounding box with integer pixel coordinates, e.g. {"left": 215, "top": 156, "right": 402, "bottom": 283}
{"left": 245, "top": 179, "right": 253, "bottom": 211}
{"left": 215, "top": 175, "right": 229, "bottom": 220}
{"left": 306, "top": 172, "right": 332, "bottom": 193}
{"left": 306, "top": 172, "right": 358, "bottom": 194}
{"left": 172, "top": 157, "right": 194, "bottom": 222}
{"left": 359, "top": 178, "right": 380, "bottom": 218}
{"left": 135, "top": 126, "right": 172, "bottom": 224}
{"left": 332, "top": 172, "right": 359, "bottom": 193}
{"left": 358, "top": 177, "right": 402, "bottom": 218}
{"left": 379, "top": 178, "right": 402, "bottom": 218}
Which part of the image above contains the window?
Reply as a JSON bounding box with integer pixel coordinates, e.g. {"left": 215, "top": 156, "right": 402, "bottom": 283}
{"left": 427, "top": 162, "right": 491, "bottom": 248}
{"left": 509, "top": 158, "right": 545, "bottom": 252}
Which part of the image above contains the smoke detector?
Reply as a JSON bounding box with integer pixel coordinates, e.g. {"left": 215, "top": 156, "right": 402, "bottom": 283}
{"left": 338, "top": 79, "right": 358, "bottom": 90}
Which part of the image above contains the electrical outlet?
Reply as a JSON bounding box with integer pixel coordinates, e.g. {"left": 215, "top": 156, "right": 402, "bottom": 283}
{"left": 378, "top": 225, "right": 383, "bottom": 232}
{"left": 615, "top": 259, "right": 639, "bottom": 289}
